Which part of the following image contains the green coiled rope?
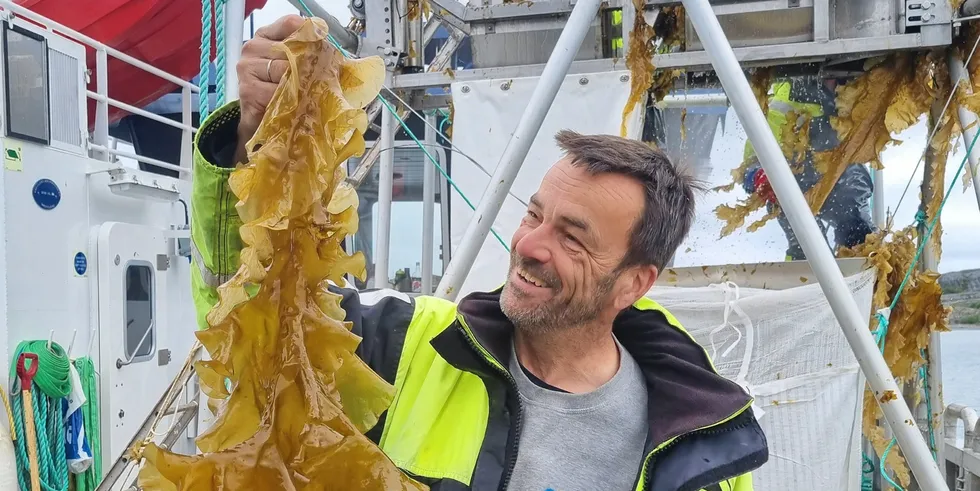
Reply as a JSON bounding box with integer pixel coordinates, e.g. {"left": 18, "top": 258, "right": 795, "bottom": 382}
{"left": 9, "top": 340, "right": 71, "bottom": 491}
{"left": 73, "top": 357, "right": 101, "bottom": 491}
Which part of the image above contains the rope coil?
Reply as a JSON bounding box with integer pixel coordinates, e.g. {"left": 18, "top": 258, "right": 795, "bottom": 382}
{"left": 9, "top": 341, "right": 71, "bottom": 491}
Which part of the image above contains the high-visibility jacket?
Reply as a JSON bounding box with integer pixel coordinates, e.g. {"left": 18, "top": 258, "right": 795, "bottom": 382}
{"left": 742, "top": 81, "right": 825, "bottom": 163}
{"left": 611, "top": 10, "right": 624, "bottom": 52}
{"left": 190, "top": 102, "right": 769, "bottom": 491}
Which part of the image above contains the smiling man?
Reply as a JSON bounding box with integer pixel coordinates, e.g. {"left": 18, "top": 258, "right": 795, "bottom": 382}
{"left": 189, "top": 15, "right": 768, "bottom": 491}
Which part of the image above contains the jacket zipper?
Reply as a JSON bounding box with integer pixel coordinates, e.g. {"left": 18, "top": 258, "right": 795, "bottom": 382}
{"left": 639, "top": 402, "right": 754, "bottom": 491}
{"left": 454, "top": 320, "right": 524, "bottom": 491}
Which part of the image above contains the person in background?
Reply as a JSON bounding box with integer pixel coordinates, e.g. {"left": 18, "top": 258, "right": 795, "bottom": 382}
{"left": 742, "top": 77, "right": 876, "bottom": 260}
{"left": 189, "top": 15, "right": 768, "bottom": 491}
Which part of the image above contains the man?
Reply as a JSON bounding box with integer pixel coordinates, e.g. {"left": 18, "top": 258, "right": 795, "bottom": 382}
{"left": 742, "top": 77, "right": 875, "bottom": 260}
{"left": 190, "top": 15, "right": 768, "bottom": 491}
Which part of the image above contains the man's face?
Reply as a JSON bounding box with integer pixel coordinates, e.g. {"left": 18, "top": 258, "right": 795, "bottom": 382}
{"left": 500, "top": 157, "right": 658, "bottom": 333}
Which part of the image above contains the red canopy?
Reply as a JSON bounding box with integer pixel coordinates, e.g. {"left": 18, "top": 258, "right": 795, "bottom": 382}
{"left": 16, "top": 0, "right": 267, "bottom": 127}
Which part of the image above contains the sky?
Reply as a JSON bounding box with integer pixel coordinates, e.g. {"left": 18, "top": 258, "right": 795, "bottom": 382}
{"left": 245, "top": 0, "right": 980, "bottom": 278}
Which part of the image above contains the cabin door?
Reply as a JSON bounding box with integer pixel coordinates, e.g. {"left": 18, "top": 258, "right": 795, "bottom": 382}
{"left": 94, "top": 221, "right": 174, "bottom": 464}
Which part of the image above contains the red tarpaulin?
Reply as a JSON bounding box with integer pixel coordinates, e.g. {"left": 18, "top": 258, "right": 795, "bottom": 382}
{"left": 15, "top": 0, "right": 267, "bottom": 128}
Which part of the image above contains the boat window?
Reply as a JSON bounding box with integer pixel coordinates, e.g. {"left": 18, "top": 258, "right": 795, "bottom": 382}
{"left": 125, "top": 263, "right": 155, "bottom": 361}
{"left": 2, "top": 24, "right": 49, "bottom": 144}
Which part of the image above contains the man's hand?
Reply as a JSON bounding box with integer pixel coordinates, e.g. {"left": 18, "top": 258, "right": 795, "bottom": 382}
{"left": 233, "top": 14, "right": 305, "bottom": 164}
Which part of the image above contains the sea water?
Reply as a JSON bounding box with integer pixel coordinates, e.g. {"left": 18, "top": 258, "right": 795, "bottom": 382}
{"left": 942, "top": 329, "right": 980, "bottom": 411}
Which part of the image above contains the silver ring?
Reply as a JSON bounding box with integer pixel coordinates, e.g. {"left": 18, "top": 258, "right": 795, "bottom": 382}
{"left": 266, "top": 59, "right": 274, "bottom": 83}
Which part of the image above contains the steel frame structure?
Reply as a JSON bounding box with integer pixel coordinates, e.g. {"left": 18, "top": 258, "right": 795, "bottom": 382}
{"left": 306, "top": 0, "right": 980, "bottom": 489}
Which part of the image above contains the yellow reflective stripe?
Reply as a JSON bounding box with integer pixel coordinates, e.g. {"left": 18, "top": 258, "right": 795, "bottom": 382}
{"left": 729, "top": 473, "right": 755, "bottom": 491}
{"left": 190, "top": 100, "right": 244, "bottom": 330}
{"left": 379, "top": 296, "right": 489, "bottom": 485}
{"left": 191, "top": 241, "right": 233, "bottom": 288}
{"left": 634, "top": 399, "right": 754, "bottom": 491}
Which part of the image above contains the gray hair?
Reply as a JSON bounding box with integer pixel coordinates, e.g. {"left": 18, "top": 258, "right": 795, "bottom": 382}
{"left": 554, "top": 129, "right": 703, "bottom": 270}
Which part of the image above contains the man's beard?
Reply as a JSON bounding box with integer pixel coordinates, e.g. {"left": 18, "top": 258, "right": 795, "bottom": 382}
{"left": 500, "top": 251, "right": 619, "bottom": 335}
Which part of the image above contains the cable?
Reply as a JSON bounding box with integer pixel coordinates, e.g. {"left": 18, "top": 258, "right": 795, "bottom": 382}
{"left": 380, "top": 85, "right": 530, "bottom": 208}
{"left": 312, "top": 22, "right": 514, "bottom": 251}
{"left": 376, "top": 96, "right": 512, "bottom": 250}
{"left": 892, "top": 31, "right": 980, "bottom": 220}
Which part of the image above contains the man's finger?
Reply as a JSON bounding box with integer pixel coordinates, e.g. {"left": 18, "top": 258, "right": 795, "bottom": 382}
{"left": 239, "top": 58, "right": 290, "bottom": 84}
{"left": 254, "top": 14, "right": 305, "bottom": 42}
{"left": 241, "top": 81, "right": 278, "bottom": 115}
{"left": 241, "top": 36, "right": 289, "bottom": 59}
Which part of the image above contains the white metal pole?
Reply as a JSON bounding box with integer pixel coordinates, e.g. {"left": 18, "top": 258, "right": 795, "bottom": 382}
{"left": 93, "top": 48, "right": 110, "bottom": 162}
{"left": 180, "top": 86, "right": 193, "bottom": 169}
{"left": 440, "top": 159, "right": 452, "bottom": 273}
{"left": 434, "top": 0, "right": 604, "bottom": 300}
{"left": 949, "top": 55, "right": 980, "bottom": 210}
{"left": 422, "top": 115, "right": 437, "bottom": 294}
{"left": 375, "top": 107, "right": 395, "bottom": 289}
{"left": 658, "top": 92, "right": 729, "bottom": 108}
{"left": 873, "top": 168, "right": 886, "bottom": 228}
{"left": 620, "top": 0, "right": 635, "bottom": 59}
{"left": 920, "top": 100, "right": 947, "bottom": 470}
{"left": 680, "top": 0, "right": 949, "bottom": 489}
{"left": 224, "top": 0, "right": 246, "bottom": 101}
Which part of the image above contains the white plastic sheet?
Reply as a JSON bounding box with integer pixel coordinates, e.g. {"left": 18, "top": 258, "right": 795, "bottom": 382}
{"left": 649, "top": 267, "right": 876, "bottom": 491}
{"left": 449, "top": 70, "right": 644, "bottom": 297}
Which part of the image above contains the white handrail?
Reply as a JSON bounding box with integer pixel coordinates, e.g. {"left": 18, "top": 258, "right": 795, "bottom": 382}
{"left": 946, "top": 404, "right": 980, "bottom": 450}
{"left": 89, "top": 144, "right": 191, "bottom": 175}
{"left": 0, "top": 0, "right": 201, "bottom": 178}
{"left": 86, "top": 91, "right": 197, "bottom": 134}
{"left": 0, "top": 0, "right": 199, "bottom": 92}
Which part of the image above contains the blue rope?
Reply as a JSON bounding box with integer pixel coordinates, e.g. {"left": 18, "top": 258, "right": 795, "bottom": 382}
{"left": 861, "top": 454, "right": 875, "bottom": 491}
{"left": 200, "top": 0, "right": 212, "bottom": 120}
{"left": 215, "top": 0, "right": 227, "bottom": 107}
{"left": 879, "top": 439, "right": 906, "bottom": 491}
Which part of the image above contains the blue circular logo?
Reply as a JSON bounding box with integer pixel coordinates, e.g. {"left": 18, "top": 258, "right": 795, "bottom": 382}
{"left": 32, "top": 179, "right": 61, "bottom": 210}
{"left": 74, "top": 252, "right": 87, "bottom": 276}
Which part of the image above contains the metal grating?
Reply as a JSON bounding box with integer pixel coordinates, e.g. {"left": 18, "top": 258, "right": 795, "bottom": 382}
{"left": 47, "top": 47, "right": 81, "bottom": 146}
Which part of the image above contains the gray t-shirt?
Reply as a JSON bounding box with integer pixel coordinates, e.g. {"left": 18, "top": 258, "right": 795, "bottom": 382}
{"left": 507, "top": 338, "right": 649, "bottom": 491}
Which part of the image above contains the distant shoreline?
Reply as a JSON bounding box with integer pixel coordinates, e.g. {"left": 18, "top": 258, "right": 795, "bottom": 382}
{"left": 949, "top": 324, "right": 980, "bottom": 331}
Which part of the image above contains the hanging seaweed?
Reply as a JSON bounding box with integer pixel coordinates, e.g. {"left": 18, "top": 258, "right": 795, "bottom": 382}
{"left": 714, "top": 51, "right": 959, "bottom": 242}
{"left": 714, "top": 67, "right": 773, "bottom": 195}
{"left": 839, "top": 228, "right": 951, "bottom": 487}
{"left": 138, "top": 19, "right": 426, "bottom": 491}
{"left": 620, "top": 4, "right": 685, "bottom": 137}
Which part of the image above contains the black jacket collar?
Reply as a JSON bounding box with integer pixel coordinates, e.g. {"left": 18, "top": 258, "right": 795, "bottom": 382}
{"left": 432, "top": 288, "right": 754, "bottom": 448}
